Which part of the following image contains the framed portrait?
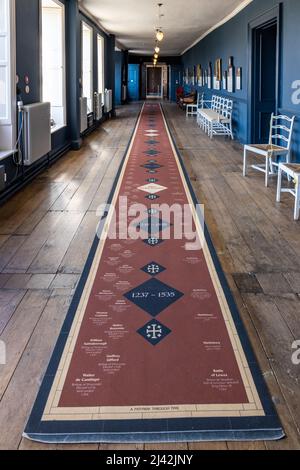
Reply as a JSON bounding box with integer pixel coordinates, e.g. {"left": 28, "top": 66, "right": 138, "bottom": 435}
{"left": 236, "top": 67, "right": 242, "bottom": 90}
{"left": 197, "top": 64, "right": 203, "bottom": 87}
{"left": 208, "top": 62, "right": 212, "bottom": 89}
{"left": 213, "top": 58, "right": 222, "bottom": 90}
{"left": 185, "top": 68, "right": 189, "bottom": 85}
{"left": 227, "top": 57, "right": 235, "bottom": 93}
{"left": 223, "top": 71, "right": 228, "bottom": 90}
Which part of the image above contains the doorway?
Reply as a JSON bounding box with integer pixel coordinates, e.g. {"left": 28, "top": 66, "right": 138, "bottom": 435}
{"left": 128, "top": 64, "right": 140, "bottom": 101}
{"left": 146, "top": 66, "right": 163, "bottom": 99}
{"left": 250, "top": 8, "right": 280, "bottom": 143}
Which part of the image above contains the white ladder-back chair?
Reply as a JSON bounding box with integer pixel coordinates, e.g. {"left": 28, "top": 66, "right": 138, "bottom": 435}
{"left": 277, "top": 163, "right": 300, "bottom": 220}
{"left": 243, "top": 114, "right": 295, "bottom": 187}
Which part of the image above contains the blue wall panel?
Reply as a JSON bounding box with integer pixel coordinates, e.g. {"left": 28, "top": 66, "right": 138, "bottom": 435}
{"left": 115, "top": 52, "right": 123, "bottom": 106}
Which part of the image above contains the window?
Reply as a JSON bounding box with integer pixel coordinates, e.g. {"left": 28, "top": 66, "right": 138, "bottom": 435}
{"left": 0, "top": 0, "right": 10, "bottom": 122}
{"left": 97, "top": 34, "right": 105, "bottom": 97}
{"left": 41, "top": 0, "right": 66, "bottom": 132}
{"left": 81, "top": 22, "right": 93, "bottom": 113}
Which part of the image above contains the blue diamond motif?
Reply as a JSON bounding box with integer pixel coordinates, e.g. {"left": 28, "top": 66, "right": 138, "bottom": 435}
{"left": 141, "top": 261, "right": 166, "bottom": 276}
{"left": 145, "top": 194, "right": 160, "bottom": 200}
{"left": 144, "top": 150, "right": 160, "bottom": 156}
{"left": 124, "top": 278, "right": 184, "bottom": 317}
{"left": 136, "top": 217, "right": 170, "bottom": 235}
{"left": 147, "top": 178, "right": 158, "bottom": 183}
{"left": 137, "top": 320, "right": 171, "bottom": 346}
{"left": 145, "top": 140, "right": 159, "bottom": 145}
{"left": 141, "top": 163, "right": 162, "bottom": 170}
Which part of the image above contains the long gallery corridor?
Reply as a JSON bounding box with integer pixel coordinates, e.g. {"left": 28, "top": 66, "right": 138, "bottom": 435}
{"left": 0, "top": 0, "right": 300, "bottom": 455}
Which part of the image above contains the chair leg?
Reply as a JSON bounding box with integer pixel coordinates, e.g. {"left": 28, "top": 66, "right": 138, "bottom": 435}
{"left": 265, "top": 156, "right": 269, "bottom": 187}
{"left": 276, "top": 167, "right": 283, "bottom": 202}
{"left": 294, "top": 182, "right": 300, "bottom": 221}
{"left": 243, "top": 148, "right": 247, "bottom": 177}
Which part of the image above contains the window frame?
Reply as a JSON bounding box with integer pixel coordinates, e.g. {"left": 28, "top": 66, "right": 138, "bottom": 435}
{"left": 97, "top": 33, "right": 105, "bottom": 97}
{"left": 0, "top": 0, "right": 16, "bottom": 152}
{"left": 81, "top": 20, "right": 93, "bottom": 114}
{"left": 40, "top": 0, "right": 67, "bottom": 134}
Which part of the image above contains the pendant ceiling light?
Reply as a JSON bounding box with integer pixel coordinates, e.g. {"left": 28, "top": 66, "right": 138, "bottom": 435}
{"left": 154, "top": 53, "right": 158, "bottom": 59}
{"left": 155, "top": 45, "right": 160, "bottom": 54}
{"left": 155, "top": 3, "right": 165, "bottom": 42}
{"left": 156, "top": 29, "right": 164, "bottom": 42}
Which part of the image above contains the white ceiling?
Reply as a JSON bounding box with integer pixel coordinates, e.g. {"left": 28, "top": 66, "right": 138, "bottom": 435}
{"left": 80, "top": 0, "right": 252, "bottom": 56}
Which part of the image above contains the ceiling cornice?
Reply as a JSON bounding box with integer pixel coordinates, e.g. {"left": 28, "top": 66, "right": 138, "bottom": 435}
{"left": 180, "top": 0, "right": 253, "bottom": 55}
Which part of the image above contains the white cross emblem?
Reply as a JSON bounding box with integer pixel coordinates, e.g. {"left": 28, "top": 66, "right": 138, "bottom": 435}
{"left": 146, "top": 324, "right": 162, "bottom": 340}
{"left": 148, "top": 238, "right": 159, "bottom": 245}
{"left": 147, "top": 264, "right": 160, "bottom": 274}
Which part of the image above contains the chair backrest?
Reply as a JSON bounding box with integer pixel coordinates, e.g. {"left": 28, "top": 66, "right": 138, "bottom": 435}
{"left": 269, "top": 114, "right": 295, "bottom": 150}
{"left": 197, "top": 92, "right": 205, "bottom": 108}
{"left": 211, "top": 95, "right": 219, "bottom": 111}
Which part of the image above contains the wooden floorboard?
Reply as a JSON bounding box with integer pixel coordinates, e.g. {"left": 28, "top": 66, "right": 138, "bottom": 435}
{"left": 0, "top": 102, "right": 299, "bottom": 449}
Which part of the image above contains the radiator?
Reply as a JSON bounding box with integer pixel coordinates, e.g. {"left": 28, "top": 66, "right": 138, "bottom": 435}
{"left": 122, "top": 85, "right": 127, "bottom": 102}
{"left": 80, "top": 97, "right": 88, "bottom": 133}
{"left": 94, "top": 93, "right": 103, "bottom": 121}
{"left": 22, "top": 103, "right": 51, "bottom": 166}
{"left": 104, "top": 89, "right": 113, "bottom": 113}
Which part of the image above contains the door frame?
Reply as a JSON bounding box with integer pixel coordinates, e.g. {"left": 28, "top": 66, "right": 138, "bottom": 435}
{"left": 146, "top": 64, "right": 163, "bottom": 99}
{"left": 128, "top": 64, "right": 140, "bottom": 101}
{"left": 248, "top": 4, "right": 282, "bottom": 143}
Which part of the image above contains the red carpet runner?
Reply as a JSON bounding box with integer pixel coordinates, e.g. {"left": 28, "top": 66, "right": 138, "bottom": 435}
{"left": 25, "top": 103, "right": 283, "bottom": 443}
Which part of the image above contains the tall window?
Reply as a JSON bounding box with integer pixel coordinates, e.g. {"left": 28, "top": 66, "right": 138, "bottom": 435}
{"left": 41, "top": 0, "right": 66, "bottom": 131}
{"left": 97, "top": 34, "right": 105, "bottom": 96}
{"left": 0, "top": 0, "right": 15, "bottom": 151}
{"left": 0, "top": 0, "right": 10, "bottom": 122}
{"left": 81, "top": 22, "right": 93, "bottom": 113}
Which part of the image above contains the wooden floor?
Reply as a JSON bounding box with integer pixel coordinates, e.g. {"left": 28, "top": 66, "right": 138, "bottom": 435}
{"left": 0, "top": 102, "right": 299, "bottom": 450}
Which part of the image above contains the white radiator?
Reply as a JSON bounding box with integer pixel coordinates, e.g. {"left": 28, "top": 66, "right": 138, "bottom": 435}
{"left": 122, "top": 85, "right": 127, "bottom": 101}
{"left": 80, "top": 97, "right": 88, "bottom": 133}
{"left": 94, "top": 93, "right": 103, "bottom": 121}
{"left": 104, "top": 89, "right": 113, "bottom": 113}
{"left": 22, "top": 103, "right": 51, "bottom": 166}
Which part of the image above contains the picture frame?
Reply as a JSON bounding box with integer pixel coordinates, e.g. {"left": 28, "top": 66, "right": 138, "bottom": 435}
{"left": 197, "top": 64, "right": 203, "bottom": 87}
{"left": 236, "top": 67, "right": 242, "bottom": 90}
{"left": 213, "top": 58, "right": 222, "bottom": 90}
{"left": 227, "top": 57, "right": 235, "bottom": 93}
{"left": 185, "top": 68, "right": 189, "bottom": 85}
{"left": 223, "top": 71, "right": 228, "bottom": 90}
{"left": 208, "top": 62, "right": 212, "bottom": 89}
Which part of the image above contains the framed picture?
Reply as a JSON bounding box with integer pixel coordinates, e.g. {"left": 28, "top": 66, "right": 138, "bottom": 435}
{"left": 185, "top": 68, "right": 189, "bottom": 85}
{"left": 213, "top": 58, "right": 222, "bottom": 90}
{"left": 208, "top": 62, "right": 212, "bottom": 89}
{"left": 197, "top": 64, "right": 203, "bottom": 87}
{"left": 236, "top": 67, "right": 242, "bottom": 90}
{"left": 227, "top": 57, "right": 235, "bottom": 93}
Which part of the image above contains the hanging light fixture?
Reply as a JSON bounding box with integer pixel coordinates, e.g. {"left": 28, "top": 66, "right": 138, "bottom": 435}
{"left": 154, "top": 45, "right": 160, "bottom": 54}
{"left": 156, "top": 29, "right": 164, "bottom": 42}
{"left": 155, "top": 3, "right": 165, "bottom": 42}
{"left": 154, "top": 53, "right": 158, "bottom": 59}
